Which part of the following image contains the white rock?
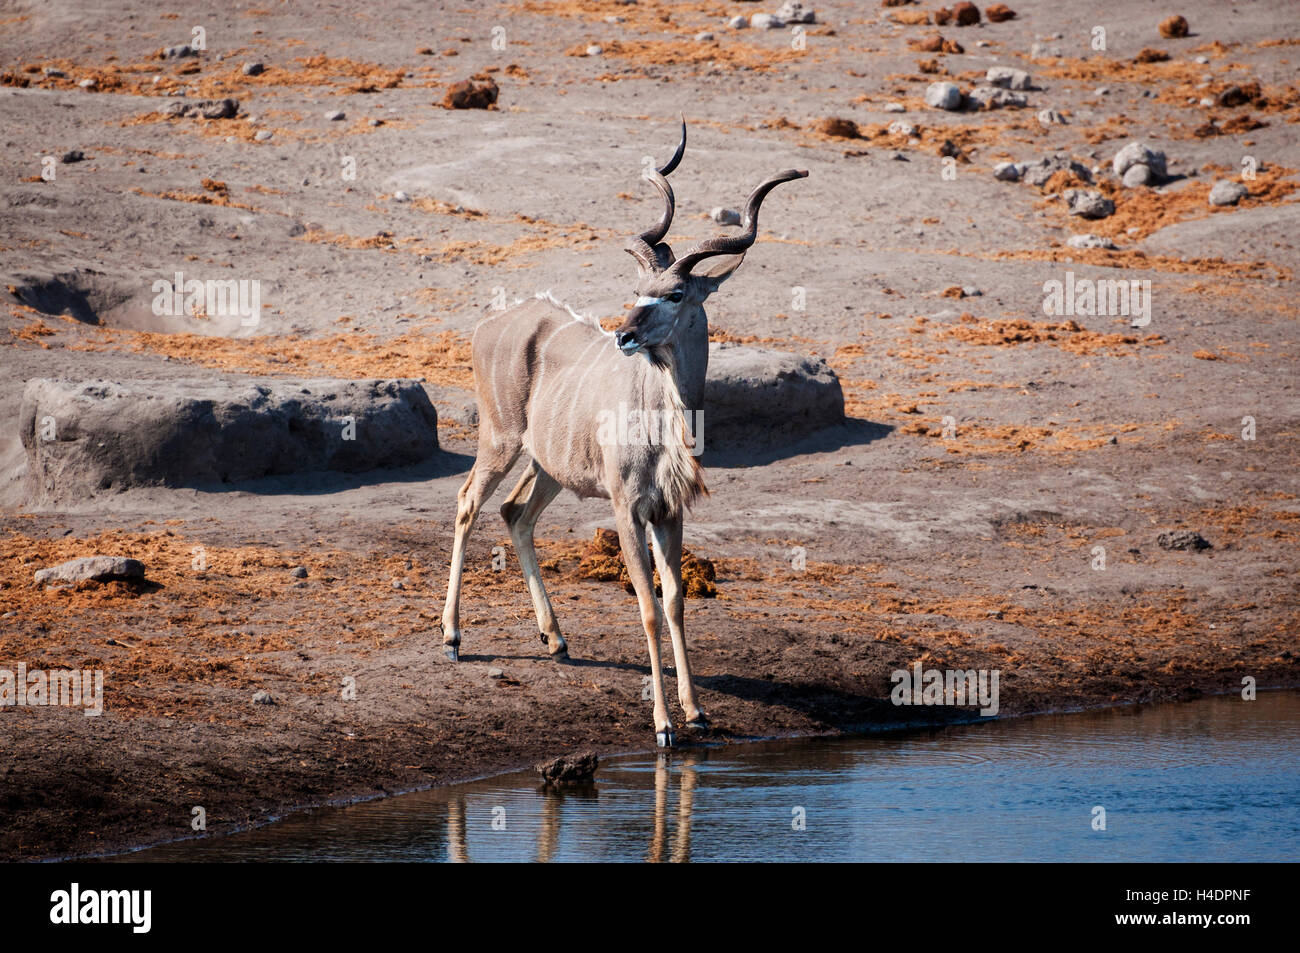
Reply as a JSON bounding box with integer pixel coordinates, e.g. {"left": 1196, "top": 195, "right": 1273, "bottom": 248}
{"left": 925, "top": 81, "right": 963, "bottom": 111}
{"left": 1037, "top": 108, "right": 1067, "bottom": 126}
{"left": 710, "top": 206, "right": 741, "bottom": 226}
{"left": 325, "top": 109, "right": 345, "bottom": 121}
{"left": 695, "top": 31, "right": 715, "bottom": 41}
{"left": 729, "top": 15, "right": 748, "bottom": 28}
{"left": 752, "top": 13, "right": 784, "bottom": 29}
{"left": 884, "top": 102, "right": 906, "bottom": 113}
{"left": 1208, "top": 180, "right": 1248, "bottom": 206}
{"left": 1112, "top": 141, "right": 1167, "bottom": 180}
{"left": 586, "top": 44, "right": 603, "bottom": 56}
{"left": 776, "top": 1, "right": 816, "bottom": 23}
{"left": 994, "top": 161, "right": 1023, "bottom": 181}
{"left": 1121, "top": 163, "right": 1154, "bottom": 187}
{"left": 987, "top": 66, "right": 1032, "bottom": 90}
{"left": 888, "top": 120, "right": 917, "bottom": 137}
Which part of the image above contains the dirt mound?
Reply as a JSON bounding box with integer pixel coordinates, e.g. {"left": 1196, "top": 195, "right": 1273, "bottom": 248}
{"left": 576, "top": 528, "right": 717, "bottom": 598}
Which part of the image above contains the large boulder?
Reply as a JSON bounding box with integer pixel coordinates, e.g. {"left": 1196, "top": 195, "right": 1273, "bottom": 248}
{"left": 19, "top": 377, "right": 439, "bottom": 503}
{"left": 704, "top": 343, "right": 844, "bottom": 445}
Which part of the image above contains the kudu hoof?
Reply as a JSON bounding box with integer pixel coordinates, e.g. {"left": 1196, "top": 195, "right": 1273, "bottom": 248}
{"left": 444, "top": 645, "right": 460, "bottom": 662}
{"left": 686, "top": 715, "right": 711, "bottom": 731}
{"left": 656, "top": 730, "right": 676, "bottom": 748}
{"left": 550, "top": 649, "right": 570, "bottom": 663}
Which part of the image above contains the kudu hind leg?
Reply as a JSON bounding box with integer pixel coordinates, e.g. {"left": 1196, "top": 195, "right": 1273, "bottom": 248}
{"left": 650, "top": 517, "right": 708, "bottom": 728}
{"left": 615, "top": 507, "right": 674, "bottom": 746}
{"left": 500, "top": 462, "right": 567, "bottom": 659}
{"left": 441, "top": 447, "right": 519, "bottom": 661}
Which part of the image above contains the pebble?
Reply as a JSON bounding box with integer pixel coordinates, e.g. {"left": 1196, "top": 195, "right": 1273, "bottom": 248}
{"left": 729, "top": 15, "right": 748, "bottom": 28}
{"left": 61, "top": 149, "right": 85, "bottom": 163}
{"left": 884, "top": 102, "right": 906, "bottom": 113}
{"left": 776, "top": 1, "right": 816, "bottom": 23}
{"left": 888, "top": 120, "right": 917, "bottom": 137}
{"left": 163, "top": 44, "right": 195, "bottom": 59}
{"left": 251, "top": 691, "right": 275, "bottom": 705}
{"left": 752, "top": 14, "right": 784, "bottom": 29}
{"left": 1037, "top": 108, "right": 1066, "bottom": 126}
{"left": 710, "top": 206, "right": 741, "bottom": 225}
{"left": 325, "top": 109, "right": 345, "bottom": 121}
{"left": 290, "top": 566, "right": 308, "bottom": 578}
{"left": 391, "top": 579, "right": 405, "bottom": 589}
{"left": 254, "top": 130, "right": 273, "bottom": 141}
{"left": 695, "top": 32, "right": 715, "bottom": 41}
{"left": 393, "top": 190, "right": 410, "bottom": 202}
{"left": 488, "top": 667, "right": 505, "bottom": 678}
{"left": 968, "top": 86, "right": 1026, "bottom": 110}
{"left": 242, "top": 61, "right": 265, "bottom": 76}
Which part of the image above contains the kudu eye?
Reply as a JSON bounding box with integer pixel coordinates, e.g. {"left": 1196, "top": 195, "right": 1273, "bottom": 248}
{"left": 666, "top": 291, "right": 684, "bottom": 303}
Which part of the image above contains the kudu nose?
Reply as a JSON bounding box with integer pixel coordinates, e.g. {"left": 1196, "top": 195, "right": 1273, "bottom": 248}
{"left": 615, "top": 330, "right": 638, "bottom": 351}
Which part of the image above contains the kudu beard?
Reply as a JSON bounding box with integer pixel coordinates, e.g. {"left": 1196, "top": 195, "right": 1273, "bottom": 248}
{"left": 596, "top": 403, "right": 705, "bottom": 456}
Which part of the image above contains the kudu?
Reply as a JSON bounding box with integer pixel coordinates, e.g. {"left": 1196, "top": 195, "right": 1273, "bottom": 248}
{"left": 441, "top": 121, "right": 807, "bottom": 746}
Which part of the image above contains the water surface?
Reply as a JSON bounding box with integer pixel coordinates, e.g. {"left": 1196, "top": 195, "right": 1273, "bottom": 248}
{"left": 119, "top": 692, "right": 1299, "bottom": 862}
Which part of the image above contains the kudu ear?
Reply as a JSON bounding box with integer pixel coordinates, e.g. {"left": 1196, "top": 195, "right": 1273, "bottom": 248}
{"left": 693, "top": 253, "right": 746, "bottom": 293}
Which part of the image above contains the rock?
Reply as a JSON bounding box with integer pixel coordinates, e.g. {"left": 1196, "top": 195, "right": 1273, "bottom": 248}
{"left": 1122, "top": 163, "right": 1155, "bottom": 187}
{"left": 710, "top": 206, "right": 741, "bottom": 226}
{"left": 43, "top": 67, "right": 67, "bottom": 77}
{"left": 1021, "top": 154, "right": 1093, "bottom": 187}
{"left": 368, "top": 118, "right": 382, "bottom": 126}
{"left": 751, "top": 13, "right": 784, "bottom": 29}
{"left": 1157, "top": 530, "right": 1211, "bottom": 551}
{"left": 884, "top": 102, "right": 906, "bottom": 112}
{"left": 77, "top": 78, "right": 97, "bottom": 89}
{"left": 391, "top": 579, "right": 405, "bottom": 589}
{"left": 1037, "top": 108, "right": 1067, "bottom": 126}
{"left": 163, "top": 98, "right": 240, "bottom": 120}
{"left": 325, "top": 109, "right": 345, "bottom": 121}
{"left": 1215, "top": 84, "right": 1254, "bottom": 108}
{"left": 695, "top": 32, "right": 715, "bottom": 41}
{"left": 242, "top": 62, "right": 265, "bottom": 76}
{"left": 1208, "top": 180, "right": 1248, "bottom": 206}
{"left": 986, "top": 3, "right": 1016, "bottom": 21}
{"left": 251, "top": 691, "right": 276, "bottom": 705}
{"left": 952, "top": 1, "right": 980, "bottom": 25}
{"left": 968, "top": 86, "right": 1027, "bottom": 110}
{"left": 1067, "top": 233, "right": 1118, "bottom": 249}
{"left": 1158, "top": 15, "right": 1189, "bottom": 38}
{"left": 163, "top": 44, "right": 195, "bottom": 59}
{"left": 393, "top": 190, "right": 410, "bottom": 202}
{"left": 290, "top": 566, "right": 308, "bottom": 578}
{"left": 19, "top": 378, "right": 441, "bottom": 504}
{"left": 34, "top": 556, "right": 145, "bottom": 586}
{"left": 994, "top": 161, "right": 1024, "bottom": 181}
{"left": 937, "top": 139, "right": 961, "bottom": 158}
{"left": 61, "top": 149, "right": 85, "bottom": 163}
{"left": 586, "top": 44, "right": 603, "bottom": 56}
{"left": 776, "top": 1, "right": 816, "bottom": 23}
{"left": 987, "top": 66, "right": 1032, "bottom": 90}
{"left": 535, "top": 752, "right": 599, "bottom": 784}
{"left": 1111, "top": 141, "right": 1167, "bottom": 181}
{"left": 705, "top": 344, "right": 844, "bottom": 446}
{"left": 442, "top": 77, "right": 498, "bottom": 109}
{"left": 1066, "top": 189, "right": 1115, "bottom": 219}
{"left": 487, "top": 667, "right": 504, "bottom": 678}
{"left": 925, "top": 81, "right": 963, "bottom": 111}
{"left": 1030, "top": 42, "right": 1062, "bottom": 58}
{"left": 728, "top": 15, "right": 748, "bottom": 28}
{"left": 887, "top": 119, "right": 917, "bottom": 137}
{"left": 253, "top": 129, "right": 273, "bottom": 141}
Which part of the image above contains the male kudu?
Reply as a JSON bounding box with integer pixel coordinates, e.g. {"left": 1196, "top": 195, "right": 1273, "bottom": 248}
{"left": 441, "top": 122, "right": 807, "bottom": 745}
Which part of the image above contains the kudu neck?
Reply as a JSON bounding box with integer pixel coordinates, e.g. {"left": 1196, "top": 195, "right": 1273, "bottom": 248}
{"left": 656, "top": 303, "right": 708, "bottom": 409}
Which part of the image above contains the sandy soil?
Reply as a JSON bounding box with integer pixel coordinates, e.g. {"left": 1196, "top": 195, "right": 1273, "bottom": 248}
{"left": 1, "top": 0, "right": 1297, "bottom": 860}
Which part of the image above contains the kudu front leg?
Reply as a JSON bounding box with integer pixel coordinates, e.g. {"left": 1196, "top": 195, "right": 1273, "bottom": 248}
{"left": 615, "top": 507, "right": 674, "bottom": 746}
{"left": 650, "top": 516, "right": 708, "bottom": 729}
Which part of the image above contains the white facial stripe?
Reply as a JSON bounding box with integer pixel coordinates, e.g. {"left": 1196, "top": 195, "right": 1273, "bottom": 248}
{"left": 635, "top": 296, "right": 661, "bottom": 307}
